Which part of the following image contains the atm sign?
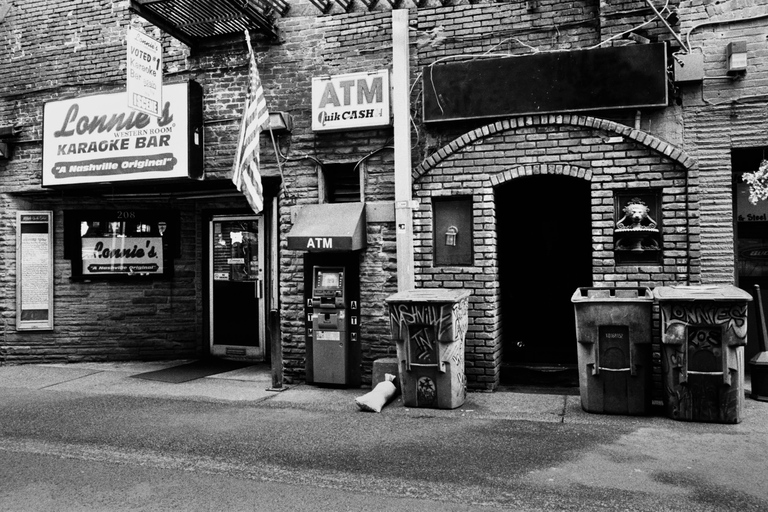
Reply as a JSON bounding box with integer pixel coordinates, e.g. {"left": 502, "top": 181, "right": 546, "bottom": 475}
{"left": 306, "top": 237, "right": 333, "bottom": 249}
{"left": 312, "top": 69, "right": 391, "bottom": 132}
{"left": 288, "top": 236, "right": 355, "bottom": 251}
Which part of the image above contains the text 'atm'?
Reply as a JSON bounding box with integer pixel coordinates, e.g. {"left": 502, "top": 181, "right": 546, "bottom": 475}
{"left": 306, "top": 263, "right": 360, "bottom": 386}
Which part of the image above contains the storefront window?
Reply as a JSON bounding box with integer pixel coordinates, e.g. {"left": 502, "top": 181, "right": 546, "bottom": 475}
{"left": 733, "top": 148, "right": 768, "bottom": 284}
{"left": 64, "top": 210, "right": 179, "bottom": 279}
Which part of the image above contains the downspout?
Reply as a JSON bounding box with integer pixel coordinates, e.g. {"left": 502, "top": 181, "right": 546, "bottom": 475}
{"left": 392, "top": 9, "right": 415, "bottom": 292}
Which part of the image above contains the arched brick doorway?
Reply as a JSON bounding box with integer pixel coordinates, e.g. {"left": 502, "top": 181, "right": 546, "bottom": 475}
{"left": 413, "top": 114, "right": 698, "bottom": 391}
{"left": 496, "top": 173, "right": 591, "bottom": 386}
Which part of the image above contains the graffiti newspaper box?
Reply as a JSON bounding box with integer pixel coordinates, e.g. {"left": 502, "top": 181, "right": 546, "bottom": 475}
{"left": 571, "top": 287, "right": 654, "bottom": 415}
{"left": 386, "top": 289, "right": 470, "bottom": 409}
{"left": 654, "top": 285, "right": 752, "bottom": 424}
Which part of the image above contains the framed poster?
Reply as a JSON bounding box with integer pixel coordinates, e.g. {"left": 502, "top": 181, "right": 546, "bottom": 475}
{"left": 17, "top": 211, "right": 54, "bottom": 330}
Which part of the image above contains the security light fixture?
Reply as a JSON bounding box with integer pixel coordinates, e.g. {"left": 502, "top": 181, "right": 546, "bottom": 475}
{"left": 0, "top": 125, "right": 20, "bottom": 137}
{"left": 266, "top": 112, "right": 293, "bottom": 134}
{"left": 665, "top": 11, "right": 679, "bottom": 26}
{"left": 727, "top": 41, "right": 748, "bottom": 74}
{"left": 0, "top": 124, "right": 20, "bottom": 159}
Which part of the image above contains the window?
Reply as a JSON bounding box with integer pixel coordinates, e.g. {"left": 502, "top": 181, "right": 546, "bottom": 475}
{"left": 64, "top": 209, "right": 180, "bottom": 279}
{"left": 320, "top": 162, "right": 362, "bottom": 203}
{"left": 733, "top": 147, "right": 768, "bottom": 285}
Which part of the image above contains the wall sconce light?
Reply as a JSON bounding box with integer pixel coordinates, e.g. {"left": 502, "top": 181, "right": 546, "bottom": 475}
{"left": 0, "top": 142, "right": 9, "bottom": 159}
{"left": 445, "top": 226, "right": 458, "bottom": 247}
{"left": 727, "top": 41, "right": 748, "bottom": 74}
{"left": 266, "top": 0, "right": 290, "bottom": 16}
{"left": 308, "top": 0, "right": 332, "bottom": 13}
{"left": 266, "top": 112, "right": 293, "bottom": 133}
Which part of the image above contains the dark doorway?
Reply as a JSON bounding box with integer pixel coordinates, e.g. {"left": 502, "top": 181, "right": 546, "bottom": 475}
{"left": 497, "top": 174, "right": 592, "bottom": 386}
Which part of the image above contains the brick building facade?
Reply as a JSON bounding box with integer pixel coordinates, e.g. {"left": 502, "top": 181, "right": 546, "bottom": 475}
{"left": 1, "top": 0, "right": 767, "bottom": 393}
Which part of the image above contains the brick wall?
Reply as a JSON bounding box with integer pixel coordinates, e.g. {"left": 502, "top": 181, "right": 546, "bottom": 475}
{"left": 413, "top": 115, "right": 698, "bottom": 389}
{"left": 4, "top": 0, "right": 763, "bottom": 393}
{"left": 677, "top": 0, "right": 768, "bottom": 284}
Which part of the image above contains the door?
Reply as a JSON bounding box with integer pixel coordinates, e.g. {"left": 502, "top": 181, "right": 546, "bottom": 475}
{"left": 497, "top": 175, "right": 592, "bottom": 384}
{"left": 209, "top": 215, "right": 265, "bottom": 360}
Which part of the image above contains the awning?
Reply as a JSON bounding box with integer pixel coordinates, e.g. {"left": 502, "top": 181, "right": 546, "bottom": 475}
{"left": 129, "top": 0, "right": 280, "bottom": 48}
{"left": 287, "top": 203, "right": 366, "bottom": 252}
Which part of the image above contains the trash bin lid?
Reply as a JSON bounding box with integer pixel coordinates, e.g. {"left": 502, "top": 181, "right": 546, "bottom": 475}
{"left": 571, "top": 287, "right": 653, "bottom": 303}
{"left": 385, "top": 288, "right": 471, "bottom": 304}
{"left": 653, "top": 285, "right": 752, "bottom": 302}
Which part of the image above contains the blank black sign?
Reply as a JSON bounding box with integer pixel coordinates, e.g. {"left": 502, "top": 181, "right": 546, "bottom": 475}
{"left": 423, "top": 43, "right": 668, "bottom": 123}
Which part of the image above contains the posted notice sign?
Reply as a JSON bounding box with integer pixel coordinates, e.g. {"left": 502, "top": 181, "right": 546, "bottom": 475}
{"left": 127, "top": 27, "right": 162, "bottom": 117}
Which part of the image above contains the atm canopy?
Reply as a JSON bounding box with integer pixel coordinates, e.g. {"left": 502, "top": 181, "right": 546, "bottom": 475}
{"left": 287, "top": 202, "right": 366, "bottom": 252}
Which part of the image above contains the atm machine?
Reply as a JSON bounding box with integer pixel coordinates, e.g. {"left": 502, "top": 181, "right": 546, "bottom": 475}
{"left": 305, "top": 254, "right": 361, "bottom": 386}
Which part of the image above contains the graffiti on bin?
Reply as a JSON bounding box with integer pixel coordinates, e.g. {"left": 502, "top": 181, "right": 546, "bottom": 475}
{"left": 660, "top": 303, "right": 748, "bottom": 339}
{"left": 390, "top": 303, "right": 455, "bottom": 340}
{"left": 410, "top": 325, "right": 437, "bottom": 362}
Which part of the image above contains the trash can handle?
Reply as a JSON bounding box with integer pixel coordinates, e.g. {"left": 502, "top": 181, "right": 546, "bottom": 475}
{"left": 680, "top": 369, "right": 731, "bottom": 386}
{"left": 591, "top": 334, "right": 637, "bottom": 376}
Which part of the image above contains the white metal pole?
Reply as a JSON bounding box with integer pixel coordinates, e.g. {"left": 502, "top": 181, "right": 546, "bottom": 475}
{"left": 392, "top": 9, "right": 415, "bottom": 292}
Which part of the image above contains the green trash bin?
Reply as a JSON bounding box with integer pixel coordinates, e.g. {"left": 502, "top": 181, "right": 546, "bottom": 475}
{"left": 571, "top": 287, "right": 654, "bottom": 415}
{"left": 386, "top": 289, "right": 471, "bottom": 409}
{"left": 654, "top": 285, "right": 752, "bottom": 424}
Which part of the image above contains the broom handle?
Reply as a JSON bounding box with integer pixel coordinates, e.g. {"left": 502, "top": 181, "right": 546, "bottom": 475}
{"left": 755, "top": 284, "right": 768, "bottom": 352}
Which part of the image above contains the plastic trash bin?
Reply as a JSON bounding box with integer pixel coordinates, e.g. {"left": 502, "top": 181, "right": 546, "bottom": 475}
{"left": 571, "top": 287, "right": 654, "bottom": 415}
{"left": 654, "top": 285, "right": 752, "bottom": 423}
{"left": 386, "top": 289, "right": 471, "bottom": 409}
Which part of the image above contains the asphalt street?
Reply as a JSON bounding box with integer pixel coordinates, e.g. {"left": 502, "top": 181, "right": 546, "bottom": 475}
{"left": 1, "top": 361, "right": 767, "bottom": 511}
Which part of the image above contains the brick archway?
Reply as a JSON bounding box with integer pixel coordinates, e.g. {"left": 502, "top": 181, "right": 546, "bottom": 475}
{"left": 414, "top": 114, "right": 695, "bottom": 182}
{"left": 410, "top": 113, "right": 699, "bottom": 391}
{"left": 488, "top": 163, "right": 592, "bottom": 187}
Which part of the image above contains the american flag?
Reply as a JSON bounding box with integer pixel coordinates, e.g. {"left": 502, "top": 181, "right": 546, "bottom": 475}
{"left": 232, "top": 33, "right": 269, "bottom": 214}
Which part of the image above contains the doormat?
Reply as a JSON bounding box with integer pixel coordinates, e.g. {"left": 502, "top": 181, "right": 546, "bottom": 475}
{"left": 131, "top": 359, "right": 253, "bottom": 384}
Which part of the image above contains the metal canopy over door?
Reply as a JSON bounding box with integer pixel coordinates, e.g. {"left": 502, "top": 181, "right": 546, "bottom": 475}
{"left": 209, "top": 214, "right": 265, "bottom": 360}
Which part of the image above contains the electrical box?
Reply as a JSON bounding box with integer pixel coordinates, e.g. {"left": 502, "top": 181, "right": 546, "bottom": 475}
{"left": 673, "top": 53, "right": 704, "bottom": 83}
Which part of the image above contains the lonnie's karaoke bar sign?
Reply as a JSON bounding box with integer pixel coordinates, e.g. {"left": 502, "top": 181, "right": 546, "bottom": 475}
{"left": 42, "top": 81, "right": 203, "bottom": 187}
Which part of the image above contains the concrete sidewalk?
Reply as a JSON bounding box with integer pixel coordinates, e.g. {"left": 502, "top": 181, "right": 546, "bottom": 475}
{"left": 1, "top": 361, "right": 767, "bottom": 432}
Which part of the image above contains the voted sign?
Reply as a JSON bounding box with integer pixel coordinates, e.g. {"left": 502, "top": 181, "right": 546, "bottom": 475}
{"left": 127, "top": 27, "right": 162, "bottom": 117}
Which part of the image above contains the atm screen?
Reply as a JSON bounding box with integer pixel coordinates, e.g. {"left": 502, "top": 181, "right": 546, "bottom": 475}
{"left": 314, "top": 267, "right": 344, "bottom": 295}
{"left": 320, "top": 272, "right": 340, "bottom": 289}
